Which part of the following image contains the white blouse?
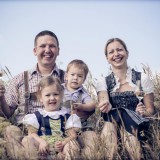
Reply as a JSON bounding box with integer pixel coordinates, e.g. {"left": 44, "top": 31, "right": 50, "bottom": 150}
{"left": 96, "top": 66, "right": 154, "bottom": 94}
{"left": 23, "top": 107, "right": 82, "bottom": 130}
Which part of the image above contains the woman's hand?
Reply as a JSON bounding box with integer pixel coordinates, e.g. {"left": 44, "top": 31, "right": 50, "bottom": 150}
{"left": 98, "top": 100, "right": 112, "bottom": 113}
{"left": 136, "top": 102, "right": 146, "bottom": 116}
{"left": 55, "top": 141, "right": 64, "bottom": 152}
{"left": 38, "top": 138, "right": 49, "bottom": 155}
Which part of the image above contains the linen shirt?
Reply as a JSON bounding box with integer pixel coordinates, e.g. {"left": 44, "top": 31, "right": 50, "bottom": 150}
{"left": 5, "top": 64, "right": 63, "bottom": 123}
{"left": 62, "top": 84, "right": 92, "bottom": 113}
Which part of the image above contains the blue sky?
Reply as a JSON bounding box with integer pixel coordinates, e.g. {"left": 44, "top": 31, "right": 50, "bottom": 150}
{"left": 0, "top": 0, "right": 160, "bottom": 80}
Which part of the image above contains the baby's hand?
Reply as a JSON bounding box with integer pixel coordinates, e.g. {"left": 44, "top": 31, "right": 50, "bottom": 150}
{"left": 98, "top": 100, "right": 112, "bottom": 113}
{"left": 73, "top": 103, "right": 82, "bottom": 110}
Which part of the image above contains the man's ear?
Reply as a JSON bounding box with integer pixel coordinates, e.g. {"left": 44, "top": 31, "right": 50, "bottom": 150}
{"left": 33, "top": 48, "right": 37, "bottom": 56}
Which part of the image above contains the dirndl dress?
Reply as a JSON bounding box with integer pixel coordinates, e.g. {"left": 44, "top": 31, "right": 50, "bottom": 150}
{"left": 103, "top": 69, "right": 149, "bottom": 140}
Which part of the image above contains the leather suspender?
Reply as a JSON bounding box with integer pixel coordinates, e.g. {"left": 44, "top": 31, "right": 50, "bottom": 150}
{"left": 24, "top": 71, "right": 29, "bottom": 114}
{"left": 23, "top": 69, "right": 65, "bottom": 114}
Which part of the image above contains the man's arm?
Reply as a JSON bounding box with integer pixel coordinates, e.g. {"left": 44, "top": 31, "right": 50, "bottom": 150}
{"left": 0, "top": 97, "right": 14, "bottom": 118}
{"left": 0, "top": 84, "right": 14, "bottom": 118}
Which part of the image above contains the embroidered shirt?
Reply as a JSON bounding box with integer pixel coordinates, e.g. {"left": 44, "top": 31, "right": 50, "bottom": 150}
{"left": 4, "top": 64, "right": 64, "bottom": 123}
{"left": 5, "top": 64, "right": 63, "bottom": 111}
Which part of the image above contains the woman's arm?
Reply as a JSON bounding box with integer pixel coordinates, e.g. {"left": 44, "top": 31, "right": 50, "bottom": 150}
{"left": 138, "top": 73, "right": 155, "bottom": 117}
{"left": 97, "top": 91, "right": 112, "bottom": 113}
{"left": 143, "top": 93, "right": 155, "bottom": 116}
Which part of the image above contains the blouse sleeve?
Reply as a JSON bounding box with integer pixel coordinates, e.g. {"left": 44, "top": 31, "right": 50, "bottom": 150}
{"left": 65, "top": 114, "right": 82, "bottom": 130}
{"left": 96, "top": 77, "right": 108, "bottom": 93}
{"left": 23, "top": 114, "right": 40, "bottom": 129}
{"left": 141, "top": 72, "right": 154, "bottom": 94}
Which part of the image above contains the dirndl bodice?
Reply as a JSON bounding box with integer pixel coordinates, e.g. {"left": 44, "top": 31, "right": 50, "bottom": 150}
{"left": 103, "top": 69, "right": 149, "bottom": 132}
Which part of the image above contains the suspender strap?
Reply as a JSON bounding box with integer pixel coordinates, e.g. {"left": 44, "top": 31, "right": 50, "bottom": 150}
{"left": 24, "top": 71, "right": 29, "bottom": 114}
{"left": 77, "top": 91, "right": 82, "bottom": 103}
{"left": 23, "top": 69, "right": 65, "bottom": 106}
{"left": 29, "top": 92, "right": 37, "bottom": 100}
{"left": 59, "top": 69, "right": 65, "bottom": 83}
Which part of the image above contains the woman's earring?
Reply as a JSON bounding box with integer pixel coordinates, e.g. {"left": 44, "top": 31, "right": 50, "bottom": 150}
{"left": 109, "top": 65, "right": 112, "bottom": 71}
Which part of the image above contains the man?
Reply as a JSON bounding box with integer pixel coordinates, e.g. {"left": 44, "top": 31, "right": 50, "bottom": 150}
{"left": 0, "top": 30, "right": 65, "bottom": 159}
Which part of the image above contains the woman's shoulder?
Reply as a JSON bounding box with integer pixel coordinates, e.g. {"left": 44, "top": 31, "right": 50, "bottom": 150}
{"left": 96, "top": 76, "right": 107, "bottom": 92}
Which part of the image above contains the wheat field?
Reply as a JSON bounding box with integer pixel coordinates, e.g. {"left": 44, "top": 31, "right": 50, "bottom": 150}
{"left": 0, "top": 65, "right": 160, "bottom": 160}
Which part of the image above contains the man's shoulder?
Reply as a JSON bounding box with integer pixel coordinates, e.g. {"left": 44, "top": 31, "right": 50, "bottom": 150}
{"left": 58, "top": 68, "right": 65, "bottom": 83}
{"left": 8, "top": 68, "right": 35, "bottom": 86}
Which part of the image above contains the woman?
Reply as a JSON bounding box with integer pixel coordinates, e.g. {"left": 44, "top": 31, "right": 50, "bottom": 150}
{"left": 96, "top": 38, "right": 155, "bottom": 160}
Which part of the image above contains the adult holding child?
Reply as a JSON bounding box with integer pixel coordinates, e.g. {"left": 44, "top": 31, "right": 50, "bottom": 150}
{"left": 96, "top": 38, "right": 155, "bottom": 160}
{"left": 0, "top": 30, "right": 65, "bottom": 159}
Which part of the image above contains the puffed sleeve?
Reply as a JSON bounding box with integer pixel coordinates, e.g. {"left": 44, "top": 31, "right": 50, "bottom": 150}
{"left": 141, "top": 72, "right": 154, "bottom": 94}
{"left": 65, "top": 114, "right": 82, "bottom": 130}
{"left": 96, "top": 77, "right": 108, "bottom": 93}
{"left": 23, "top": 114, "right": 40, "bottom": 129}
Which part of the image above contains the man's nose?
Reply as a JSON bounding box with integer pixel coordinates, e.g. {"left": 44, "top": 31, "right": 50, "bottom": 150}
{"left": 45, "top": 46, "right": 51, "bottom": 52}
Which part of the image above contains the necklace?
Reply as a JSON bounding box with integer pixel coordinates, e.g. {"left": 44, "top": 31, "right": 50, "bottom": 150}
{"left": 120, "top": 82, "right": 128, "bottom": 86}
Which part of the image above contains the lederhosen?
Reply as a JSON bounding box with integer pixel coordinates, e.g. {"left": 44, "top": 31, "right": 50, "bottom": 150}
{"left": 103, "top": 69, "right": 149, "bottom": 140}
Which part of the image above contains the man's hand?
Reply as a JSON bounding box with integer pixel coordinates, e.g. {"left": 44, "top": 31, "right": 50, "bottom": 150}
{"left": 0, "top": 82, "right": 5, "bottom": 100}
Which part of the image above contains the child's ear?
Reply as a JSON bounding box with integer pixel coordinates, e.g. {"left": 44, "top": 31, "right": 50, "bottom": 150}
{"left": 40, "top": 98, "right": 42, "bottom": 103}
{"left": 38, "top": 95, "right": 43, "bottom": 103}
{"left": 36, "top": 92, "right": 42, "bottom": 102}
